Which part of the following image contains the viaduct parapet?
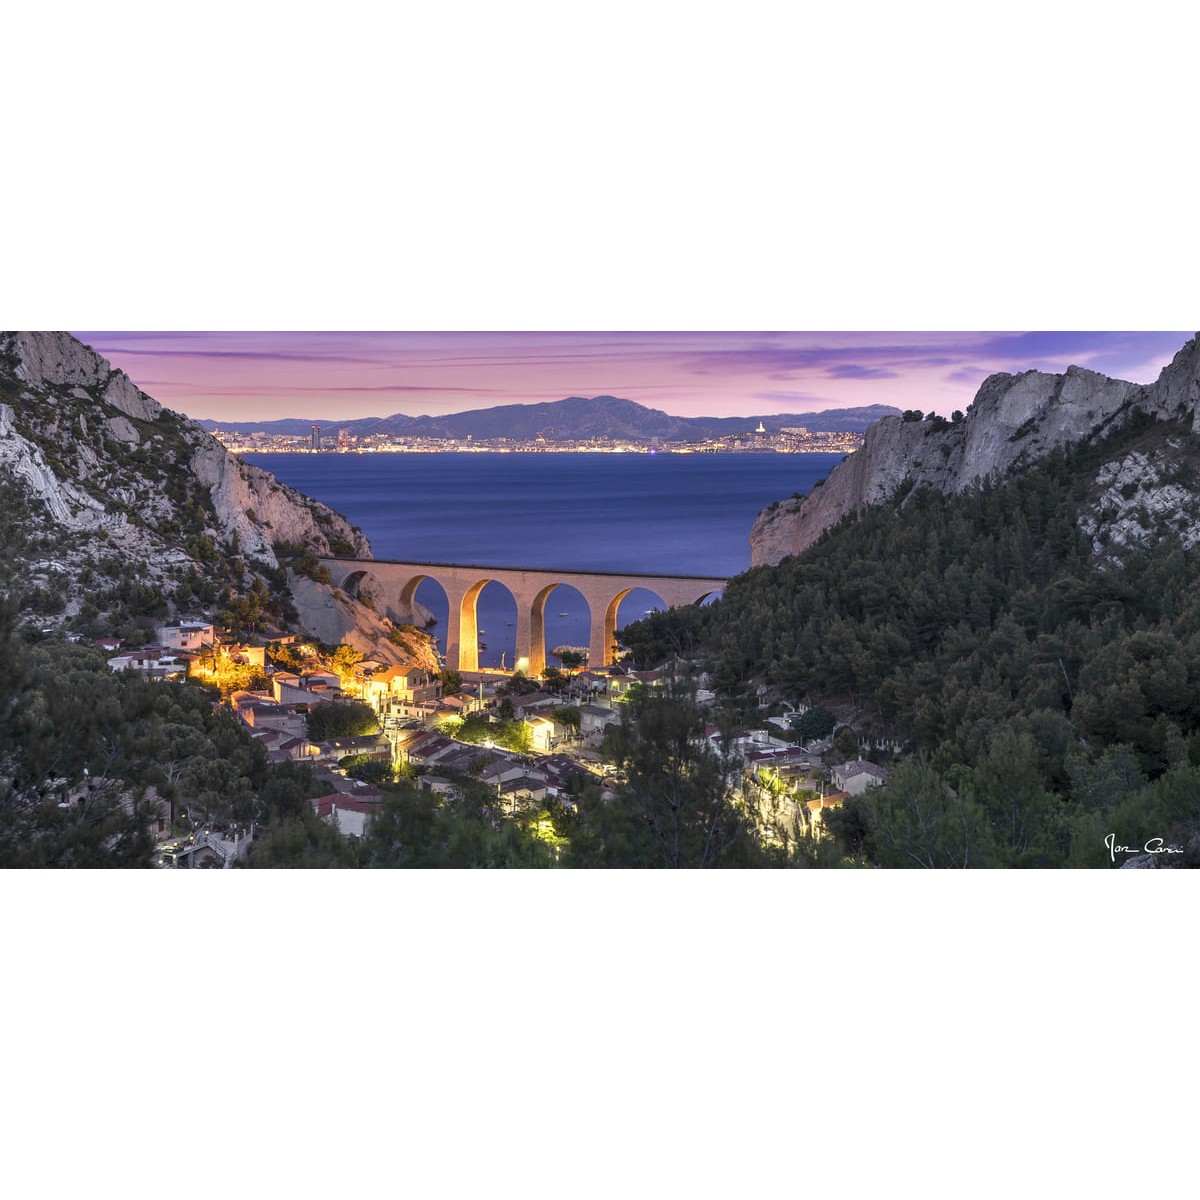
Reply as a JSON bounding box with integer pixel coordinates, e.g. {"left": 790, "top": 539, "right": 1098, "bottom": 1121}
{"left": 318, "top": 557, "right": 728, "bottom": 674}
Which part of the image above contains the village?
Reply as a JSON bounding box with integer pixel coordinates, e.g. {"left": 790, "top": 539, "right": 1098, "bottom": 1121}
{"left": 100, "top": 619, "right": 889, "bottom": 867}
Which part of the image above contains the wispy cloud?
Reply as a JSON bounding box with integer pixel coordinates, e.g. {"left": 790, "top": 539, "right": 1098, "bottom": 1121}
{"left": 69, "top": 330, "right": 1194, "bottom": 422}
{"left": 825, "top": 364, "right": 899, "bottom": 380}
{"left": 945, "top": 366, "right": 992, "bottom": 385}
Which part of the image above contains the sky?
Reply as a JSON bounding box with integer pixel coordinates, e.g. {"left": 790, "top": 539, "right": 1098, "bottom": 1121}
{"left": 70, "top": 331, "right": 1195, "bottom": 424}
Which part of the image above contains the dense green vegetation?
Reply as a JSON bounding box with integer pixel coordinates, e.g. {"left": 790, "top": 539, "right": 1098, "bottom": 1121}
{"left": 438, "top": 710, "right": 533, "bottom": 753}
{"left": 246, "top": 777, "right": 560, "bottom": 868}
{"left": 560, "top": 678, "right": 794, "bottom": 868}
{"left": 619, "top": 416, "right": 1200, "bottom": 867}
{"left": 305, "top": 700, "right": 380, "bottom": 741}
{"left": 9, "top": 363, "right": 1200, "bottom": 866}
{"left": 0, "top": 597, "right": 330, "bottom": 866}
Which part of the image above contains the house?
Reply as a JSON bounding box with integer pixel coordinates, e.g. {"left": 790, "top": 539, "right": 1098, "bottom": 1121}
{"left": 157, "top": 825, "right": 254, "bottom": 868}
{"left": 507, "top": 691, "right": 559, "bottom": 715}
{"left": 317, "top": 734, "right": 391, "bottom": 766}
{"left": 420, "top": 775, "right": 463, "bottom": 802}
{"left": 831, "top": 760, "right": 890, "bottom": 795}
{"left": 320, "top": 773, "right": 384, "bottom": 800}
{"left": 230, "top": 688, "right": 274, "bottom": 713}
{"left": 479, "top": 758, "right": 530, "bottom": 790}
{"left": 496, "top": 772, "right": 551, "bottom": 813}
{"left": 605, "top": 668, "right": 662, "bottom": 702}
{"left": 730, "top": 730, "right": 791, "bottom": 761}
{"left": 359, "top": 663, "right": 441, "bottom": 711}
{"left": 579, "top": 703, "right": 621, "bottom": 739}
{"left": 220, "top": 642, "right": 267, "bottom": 670}
{"left": 107, "top": 647, "right": 187, "bottom": 681}
{"left": 436, "top": 691, "right": 485, "bottom": 718}
{"left": 272, "top": 672, "right": 344, "bottom": 707}
{"left": 804, "top": 790, "right": 851, "bottom": 831}
{"left": 437, "top": 746, "right": 494, "bottom": 776}
{"left": 311, "top": 793, "right": 382, "bottom": 838}
{"left": 747, "top": 746, "right": 823, "bottom": 785}
{"left": 303, "top": 669, "right": 341, "bottom": 689}
{"left": 397, "top": 731, "right": 460, "bottom": 768}
{"left": 437, "top": 691, "right": 476, "bottom": 714}
{"left": 538, "top": 753, "right": 593, "bottom": 788}
{"left": 239, "top": 702, "right": 308, "bottom": 740}
{"left": 267, "top": 735, "right": 321, "bottom": 764}
{"left": 156, "top": 621, "right": 216, "bottom": 652}
{"left": 526, "top": 714, "right": 558, "bottom": 752}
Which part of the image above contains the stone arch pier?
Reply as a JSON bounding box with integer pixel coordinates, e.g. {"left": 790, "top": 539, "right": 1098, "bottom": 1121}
{"left": 321, "top": 557, "right": 728, "bottom": 674}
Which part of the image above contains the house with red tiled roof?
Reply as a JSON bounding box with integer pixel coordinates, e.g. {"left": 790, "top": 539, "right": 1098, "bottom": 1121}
{"left": 311, "top": 792, "right": 383, "bottom": 838}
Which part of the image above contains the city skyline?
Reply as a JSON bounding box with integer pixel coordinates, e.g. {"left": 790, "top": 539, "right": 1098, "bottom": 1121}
{"left": 70, "top": 331, "right": 1192, "bottom": 424}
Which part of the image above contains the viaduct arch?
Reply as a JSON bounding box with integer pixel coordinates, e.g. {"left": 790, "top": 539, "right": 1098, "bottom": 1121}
{"left": 320, "top": 557, "right": 728, "bottom": 674}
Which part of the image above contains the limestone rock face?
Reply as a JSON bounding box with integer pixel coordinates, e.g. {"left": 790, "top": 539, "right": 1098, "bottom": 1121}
{"left": 289, "top": 574, "right": 439, "bottom": 670}
{"left": 1141, "top": 335, "right": 1200, "bottom": 428}
{"left": 105, "top": 415, "right": 140, "bottom": 445}
{"left": 10, "top": 330, "right": 163, "bottom": 422}
{"left": 0, "top": 330, "right": 399, "bottom": 659}
{"left": 188, "top": 442, "right": 370, "bottom": 565}
{"left": 0, "top": 402, "right": 123, "bottom": 532}
{"left": 750, "top": 336, "right": 1200, "bottom": 567}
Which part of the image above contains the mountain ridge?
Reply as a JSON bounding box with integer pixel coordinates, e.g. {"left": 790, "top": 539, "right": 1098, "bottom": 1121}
{"left": 750, "top": 335, "right": 1200, "bottom": 566}
{"left": 194, "top": 397, "right": 900, "bottom": 440}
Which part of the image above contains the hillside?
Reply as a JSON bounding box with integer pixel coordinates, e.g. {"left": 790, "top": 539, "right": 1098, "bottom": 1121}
{"left": 751, "top": 335, "right": 1200, "bottom": 565}
{"left": 198, "top": 398, "right": 900, "bottom": 441}
{"left": 617, "top": 335, "right": 1200, "bottom": 867}
{"left": 0, "top": 331, "right": 430, "bottom": 662}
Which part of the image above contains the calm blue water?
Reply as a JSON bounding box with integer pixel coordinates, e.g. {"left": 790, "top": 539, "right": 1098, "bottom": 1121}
{"left": 245, "top": 452, "right": 841, "bottom": 667}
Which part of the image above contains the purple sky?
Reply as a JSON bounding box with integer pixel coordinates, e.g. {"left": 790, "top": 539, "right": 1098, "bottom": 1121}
{"left": 70, "top": 331, "right": 1194, "bottom": 423}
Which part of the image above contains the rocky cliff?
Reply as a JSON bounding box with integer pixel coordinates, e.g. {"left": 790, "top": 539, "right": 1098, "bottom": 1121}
{"left": 0, "top": 330, "right": 429, "bottom": 662}
{"left": 750, "top": 334, "right": 1200, "bottom": 566}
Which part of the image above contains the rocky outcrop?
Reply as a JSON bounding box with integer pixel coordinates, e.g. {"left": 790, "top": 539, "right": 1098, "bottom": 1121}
{"left": 289, "top": 575, "right": 438, "bottom": 669}
{"left": 0, "top": 330, "right": 400, "bottom": 659}
{"left": 1079, "top": 447, "right": 1200, "bottom": 556}
{"left": 10, "top": 330, "right": 164, "bottom": 422}
{"left": 0, "top": 402, "right": 124, "bottom": 531}
{"left": 188, "top": 441, "right": 369, "bottom": 564}
{"left": 1140, "top": 335, "right": 1200, "bottom": 427}
{"left": 3, "top": 330, "right": 367, "bottom": 568}
{"left": 750, "top": 335, "right": 1200, "bottom": 566}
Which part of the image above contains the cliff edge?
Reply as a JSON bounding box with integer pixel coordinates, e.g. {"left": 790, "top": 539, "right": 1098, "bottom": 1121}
{"left": 750, "top": 335, "right": 1200, "bottom": 566}
{"left": 0, "top": 331, "right": 428, "bottom": 662}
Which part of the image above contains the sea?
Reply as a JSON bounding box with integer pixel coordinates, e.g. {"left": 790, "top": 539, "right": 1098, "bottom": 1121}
{"left": 244, "top": 451, "right": 842, "bottom": 668}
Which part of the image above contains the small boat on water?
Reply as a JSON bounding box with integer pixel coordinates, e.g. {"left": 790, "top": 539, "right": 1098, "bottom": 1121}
{"left": 558, "top": 612, "right": 569, "bottom": 617}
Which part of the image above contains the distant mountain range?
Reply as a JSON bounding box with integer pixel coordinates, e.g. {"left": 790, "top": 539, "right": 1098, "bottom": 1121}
{"left": 197, "top": 396, "right": 902, "bottom": 441}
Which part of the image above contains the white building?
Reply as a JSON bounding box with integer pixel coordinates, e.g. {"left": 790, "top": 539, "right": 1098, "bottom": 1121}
{"left": 831, "top": 760, "right": 890, "bottom": 796}
{"left": 157, "top": 621, "right": 215, "bottom": 652}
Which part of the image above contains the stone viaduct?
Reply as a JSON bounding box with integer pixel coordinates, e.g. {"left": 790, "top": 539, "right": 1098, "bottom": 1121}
{"left": 319, "top": 557, "right": 728, "bottom": 674}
